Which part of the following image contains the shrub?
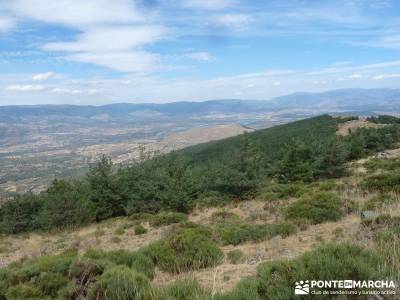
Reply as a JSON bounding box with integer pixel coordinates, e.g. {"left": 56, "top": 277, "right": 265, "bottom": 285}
{"left": 260, "top": 182, "right": 308, "bottom": 201}
{"left": 209, "top": 211, "right": 240, "bottom": 224}
{"left": 69, "top": 258, "right": 111, "bottom": 281}
{"left": 150, "top": 212, "right": 188, "bottom": 227}
{"left": 286, "top": 192, "right": 342, "bottom": 224}
{"left": 84, "top": 249, "right": 155, "bottom": 279}
{"left": 364, "top": 158, "right": 400, "bottom": 172}
{"left": 5, "top": 284, "right": 42, "bottom": 299}
{"left": 227, "top": 249, "right": 243, "bottom": 264}
{"left": 128, "top": 212, "right": 153, "bottom": 221}
{"left": 363, "top": 172, "right": 400, "bottom": 193}
{"left": 134, "top": 224, "right": 147, "bottom": 235}
{"left": 216, "top": 221, "right": 296, "bottom": 245}
{"left": 153, "top": 279, "right": 206, "bottom": 300}
{"left": 9, "top": 250, "right": 77, "bottom": 284}
{"left": 143, "top": 227, "right": 223, "bottom": 273}
{"left": 313, "top": 180, "right": 337, "bottom": 191}
{"left": 214, "top": 278, "right": 261, "bottom": 300}
{"left": 37, "top": 272, "right": 69, "bottom": 298}
{"left": 88, "top": 266, "right": 151, "bottom": 300}
{"left": 363, "top": 194, "right": 396, "bottom": 210}
{"left": 115, "top": 227, "right": 125, "bottom": 235}
{"left": 257, "top": 244, "right": 387, "bottom": 299}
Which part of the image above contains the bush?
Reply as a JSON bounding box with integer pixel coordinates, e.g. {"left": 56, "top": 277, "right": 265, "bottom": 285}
{"left": 115, "top": 227, "right": 125, "bottom": 235}
{"left": 216, "top": 221, "right": 296, "bottom": 245}
{"left": 214, "top": 278, "right": 261, "bottom": 300}
{"left": 5, "top": 284, "right": 42, "bottom": 299}
{"left": 84, "top": 249, "right": 155, "bottom": 279}
{"left": 37, "top": 272, "right": 69, "bottom": 298}
{"left": 9, "top": 250, "right": 77, "bottom": 284}
{"left": 209, "top": 211, "right": 240, "bottom": 224}
{"left": 227, "top": 249, "right": 243, "bottom": 264}
{"left": 150, "top": 212, "right": 188, "bottom": 227}
{"left": 363, "top": 194, "right": 396, "bottom": 210}
{"left": 153, "top": 279, "right": 206, "bottom": 300}
{"left": 286, "top": 192, "right": 342, "bottom": 224}
{"left": 134, "top": 224, "right": 147, "bottom": 235}
{"left": 260, "top": 182, "right": 308, "bottom": 201}
{"left": 88, "top": 266, "right": 151, "bottom": 300}
{"left": 257, "top": 244, "right": 387, "bottom": 299}
{"left": 363, "top": 172, "right": 400, "bottom": 193}
{"left": 143, "top": 227, "right": 223, "bottom": 273}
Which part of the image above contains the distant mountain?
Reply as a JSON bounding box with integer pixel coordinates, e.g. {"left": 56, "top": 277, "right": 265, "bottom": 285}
{"left": 0, "top": 100, "right": 267, "bottom": 123}
{"left": 267, "top": 88, "right": 400, "bottom": 110}
{"left": 1, "top": 88, "right": 399, "bottom": 123}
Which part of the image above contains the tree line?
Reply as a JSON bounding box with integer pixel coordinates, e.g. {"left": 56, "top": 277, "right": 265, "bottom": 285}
{"left": 1, "top": 115, "right": 399, "bottom": 234}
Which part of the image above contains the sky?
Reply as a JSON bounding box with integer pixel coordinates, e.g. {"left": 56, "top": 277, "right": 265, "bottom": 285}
{"left": 1, "top": 0, "right": 400, "bottom": 105}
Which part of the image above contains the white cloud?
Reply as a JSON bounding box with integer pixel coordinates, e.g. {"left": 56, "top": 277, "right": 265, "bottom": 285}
{"left": 182, "top": 0, "right": 234, "bottom": 10}
{"left": 51, "top": 87, "right": 101, "bottom": 95}
{"left": 214, "top": 14, "right": 253, "bottom": 27}
{"left": 0, "top": 16, "right": 15, "bottom": 32}
{"left": 348, "top": 73, "right": 362, "bottom": 79}
{"left": 43, "top": 26, "right": 166, "bottom": 53}
{"left": 188, "top": 52, "right": 216, "bottom": 62}
{"left": 7, "top": 0, "right": 143, "bottom": 27}
{"left": 6, "top": 85, "right": 45, "bottom": 91}
{"left": 373, "top": 73, "right": 400, "bottom": 80}
{"left": 65, "top": 51, "right": 160, "bottom": 73}
{"left": 32, "top": 72, "right": 57, "bottom": 81}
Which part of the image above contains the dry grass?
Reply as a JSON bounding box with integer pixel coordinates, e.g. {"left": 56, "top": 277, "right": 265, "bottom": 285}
{"left": 336, "top": 119, "right": 386, "bottom": 136}
{"left": 1, "top": 151, "right": 399, "bottom": 292}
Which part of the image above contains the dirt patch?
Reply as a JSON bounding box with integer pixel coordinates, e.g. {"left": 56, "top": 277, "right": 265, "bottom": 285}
{"left": 336, "top": 119, "right": 386, "bottom": 136}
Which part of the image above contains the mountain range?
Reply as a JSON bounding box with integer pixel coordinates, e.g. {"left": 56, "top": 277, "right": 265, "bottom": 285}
{"left": 1, "top": 88, "right": 399, "bottom": 122}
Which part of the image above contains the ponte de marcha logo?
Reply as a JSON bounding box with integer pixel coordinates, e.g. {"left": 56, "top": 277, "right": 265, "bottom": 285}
{"left": 294, "top": 280, "right": 396, "bottom": 296}
{"left": 295, "top": 280, "right": 310, "bottom": 295}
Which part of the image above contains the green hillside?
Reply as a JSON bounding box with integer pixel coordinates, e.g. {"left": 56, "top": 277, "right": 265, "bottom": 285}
{"left": 1, "top": 115, "right": 400, "bottom": 299}
{"left": 1, "top": 115, "right": 400, "bottom": 234}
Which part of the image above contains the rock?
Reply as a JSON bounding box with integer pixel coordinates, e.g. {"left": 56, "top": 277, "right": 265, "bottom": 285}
{"left": 360, "top": 210, "right": 379, "bottom": 220}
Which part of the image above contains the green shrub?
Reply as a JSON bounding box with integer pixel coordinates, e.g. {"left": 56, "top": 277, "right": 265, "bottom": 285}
{"left": 144, "top": 227, "right": 223, "bottom": 273}
{"left": 153, "top": 279, "right": 206, "bottom": 300}
{"left": 363, "top": 172, "right": 400, "bottom": 192}
{"left": 314, "top": 180, "right": 337, "bottom": 191}
{"left": 115, "top": 227, "right": 125, "bottom": 235}
{"left": 9, "top": 250, "right": 77, "bottom": 284}
{"left": 363, "top": 194, "right": 396, "bottom": 210}
{"left": 364, "top": 158, "right": 400, "bottom": 171}
{"left": 260, "top": 182, "right": 308, "bottom": 201}
{"left": 69, "top": 258, "right": 111, "bottom": 281}
{"left": 88, "top": 266, "right": 151, "bottom": 300}
{"left": 150, "top": 212, "right": 188, "bottom": 227}
{"left": 5, "top": 284, "right": 42, "bottom": 300}
{"left": 216, "top": 221, "right": 296, "bottom": 245}
{"left": 210, "top": 211, "right": 240, "bottom": 224}
{"left": 257, "top": 244, "right": 387, "bottom": 299}
{"left": 227, "top": 249, "right": 243, "bottom": 264}
{"left": 214, "top": 278, "right": 261, "bottom": 300}
{"left": 128, "top": 212, "right": 153, "bottom": 221}
{"left": 134, "top": 224, "right": 147, "bottom": 235}
{"left": 286, "top": 192, "right": 342, "bottom": 224}
{"left": 84, "top": 249, "right": 155, "bottom": 279}
{"left": 37, "top": 272, "right": 69, "bottom": 298}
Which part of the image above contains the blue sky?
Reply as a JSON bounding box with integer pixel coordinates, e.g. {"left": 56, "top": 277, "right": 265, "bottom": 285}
{"left": 1, "top": 0, "right": 400, "bottom": 105}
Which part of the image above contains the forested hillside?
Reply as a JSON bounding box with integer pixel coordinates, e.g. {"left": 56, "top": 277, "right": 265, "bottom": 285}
{"left": 1, "top": 115, "right": 399, "bottom": 234}
{"left": 1, "top": 114, "right": 400, "bottom": 299}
